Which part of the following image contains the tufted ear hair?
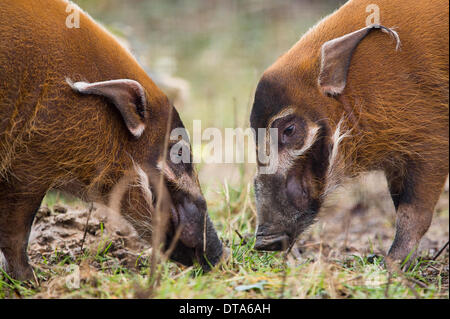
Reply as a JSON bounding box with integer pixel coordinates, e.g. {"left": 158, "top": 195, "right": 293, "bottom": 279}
{"left": 67, "top": 78, "right": 147, "bottom": 137}
{"left": 318, "top": 24, "right": 400, "bottom": 97}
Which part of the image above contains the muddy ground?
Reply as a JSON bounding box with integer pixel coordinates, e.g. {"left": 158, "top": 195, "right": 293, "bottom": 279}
{"left": 26, "top": 172, "right": 449, "bottom": 297}
{"left": 29, "top": 203, "right": 151, "bottom": 273}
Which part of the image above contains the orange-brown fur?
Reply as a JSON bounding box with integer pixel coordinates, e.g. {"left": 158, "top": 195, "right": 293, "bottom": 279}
{"left": 1, "top": 0, "right": 169, "bottom": 196}
{"left": 252, "top": 0, "right": 448, "bottom": 264}
{"left": 267, "top": 0, "right": 448, "bottom": 179}
{"left": 0, "top": 0, "right": 223, "bottom": 279}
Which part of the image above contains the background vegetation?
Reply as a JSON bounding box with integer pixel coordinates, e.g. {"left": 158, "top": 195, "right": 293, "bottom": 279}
{"left": 0, "top": 0, "right": 448, "bottom": 299}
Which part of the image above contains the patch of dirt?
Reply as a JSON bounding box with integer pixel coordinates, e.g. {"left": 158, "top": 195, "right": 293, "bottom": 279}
{"left": 25, "top": 172, "right": 448, "bottom": 296}
{"left": 291, "top": 172, "right": 449, "bottom": 290}
{"left": 28, "top": 204, "right": 151, "bottom": 271}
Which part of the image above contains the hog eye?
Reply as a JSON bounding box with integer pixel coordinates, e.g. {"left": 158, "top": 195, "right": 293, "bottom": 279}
{"left": 177, "top": 148, "right": 183, "bottom": 157}
{"left": 283, "top": 124, "right": 296, "bottom": 137}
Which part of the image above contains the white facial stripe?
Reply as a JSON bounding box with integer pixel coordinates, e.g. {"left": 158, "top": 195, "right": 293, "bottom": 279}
{"left": 266, "top": 106, "right": 296, "bottom": 131}
{"left": 107, "top": 172, "right": 133, "bottom": 215}
{"left": 134, "top": 163, "right": 153, "bottom": 207}
{"left": 265, "top": 121, "right": 320, "bottom": 175}
{"left": 258, "top": 106, "right": 324, "bottom": 175}
{"left": 289, "top": 124, "right": 320, "bottom": 157}
{"left": 273, "top": 123, "right": 319, "bottom": 174}
{"left": 107, "top": 162, "right": 154, "bottom": 215}
{"left": 157, "top": 160, "right": 176, "bottom": 182}
{"left": 157, "top": 160, "right": 202, "bottom": 197}
{"left": 328, "top": 117, "right": 350, "bottom": 175}
{"left": 260, "top": 106, "right": 296, "bottom": 169}
{"left": 322, "top": 117, "right": 351, "bottom": 197}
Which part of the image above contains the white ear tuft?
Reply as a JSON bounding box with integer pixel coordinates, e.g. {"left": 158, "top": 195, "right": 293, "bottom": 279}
{"left": 66, "top": 77, "right": 148, "bottom": 138}
{"left": 66, "top": 79, "right": 92, "bottom": 93}
{"left": 73, "top": 81, "right": 90, "bottom": 92}
{"left": 318, "top": 25, "right": 400, "bottom": 97}
{"left": 129, "top": 123, "right": 146, "bottom": 138}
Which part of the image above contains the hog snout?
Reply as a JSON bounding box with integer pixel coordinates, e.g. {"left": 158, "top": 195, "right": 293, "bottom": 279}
{"left": 253, "top": 170, "right": 321, "bottom": 253}
{"left": 174, "top": 199, "right": 204, "bottom": 248}
{"left": 254, "top": 224, "right": 290, "bottom": 251}
{"left": 286, "top": 174, "right": 309, "bottom": 212}
{"left": 195, "top": 214, "right": 223, "bottom": 271}
{"left": 168, "top": 197, "right": 223, "bottom": 271}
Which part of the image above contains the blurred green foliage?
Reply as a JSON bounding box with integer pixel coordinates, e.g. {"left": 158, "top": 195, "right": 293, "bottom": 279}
{"left": 73, "top": 0, "right": 340, "bottom": 129}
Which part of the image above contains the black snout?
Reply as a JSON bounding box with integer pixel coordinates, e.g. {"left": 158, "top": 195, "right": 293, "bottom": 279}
{"left": 254, "top": 234, "right": 290, "bottom": 251}
{"left": 254, "top": 225, "right": 290, "bottom": 251}
{"left": 167, "top": 197, "right": 223, "bottom": 271}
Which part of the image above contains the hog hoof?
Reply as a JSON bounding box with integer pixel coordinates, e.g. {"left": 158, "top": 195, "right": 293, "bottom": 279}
{"left": 384, "top": 255, "right": 416, "bottom": 274}
{"left": 13, "top": 265, "right": 36, "bottom": 282}
{"left": 386, "top": 247, "right": 419, "bottom": 272}
{"left": 0, "top": 253, "right": 35, "bottom": 282}
{"left": 6, "top": 265, "right": 35, "bottom": 282}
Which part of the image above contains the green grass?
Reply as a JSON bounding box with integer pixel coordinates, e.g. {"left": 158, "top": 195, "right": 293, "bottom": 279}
{"left": 1, "top": 183, "right": 448, "bottom": 299}
{"left": 1, "top": 0, "right": 447, "bottom": 300}
{"left": 1, "top": 238, "right": 446, "bottom": 299}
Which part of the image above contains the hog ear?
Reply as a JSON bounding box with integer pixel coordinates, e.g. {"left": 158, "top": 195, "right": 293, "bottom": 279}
{"left": 318, "top": 24, "right": 400, "bottom": 96}
{"left": 67, "top": 78, "right": 147, "bottom": 137}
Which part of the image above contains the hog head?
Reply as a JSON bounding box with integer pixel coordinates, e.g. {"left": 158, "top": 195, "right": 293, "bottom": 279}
{"left": 251, "top": 93, "right": 331, "bottom": 251}
{"left": 250, "top": 25, "right": 400, "bottom": 251}
{"left": 69, "top": 79, "right": 223, "bottom": 270}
